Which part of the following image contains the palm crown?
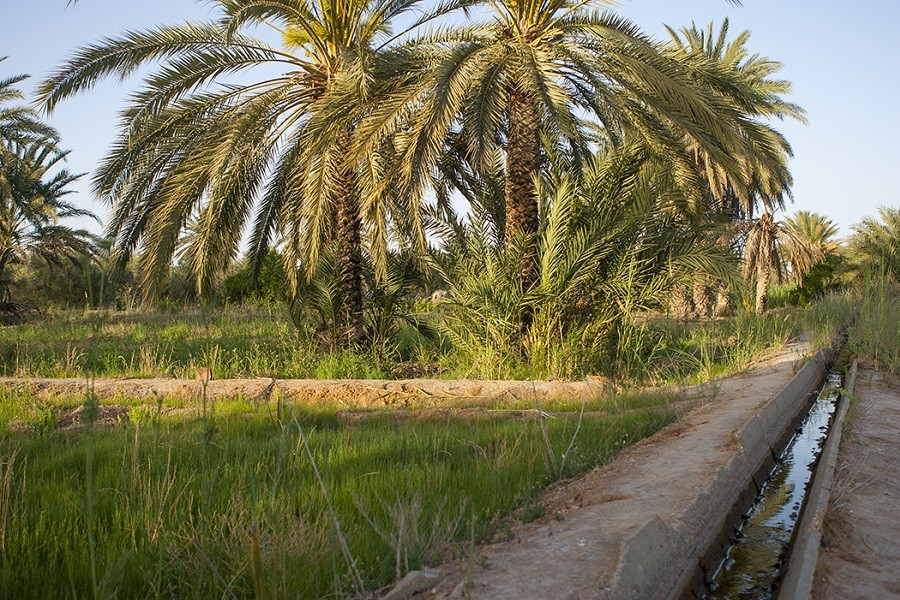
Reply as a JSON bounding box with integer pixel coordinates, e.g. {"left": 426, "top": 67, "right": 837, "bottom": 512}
{"left": 38, "top": 0, "right": 446, "bottom": 343}
{"left": 361, "top": 0, "right": 763, "bottom": 293}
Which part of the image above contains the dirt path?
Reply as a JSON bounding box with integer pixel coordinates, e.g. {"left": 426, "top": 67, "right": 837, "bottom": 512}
{"left": 0, "top": 375, "right": 617, "bottom": 408}
{"left": 812, "top": 371, "right": 900, "bottom": 599}
{"left": 381, "top": 340, "right": 815, "bottom": 600}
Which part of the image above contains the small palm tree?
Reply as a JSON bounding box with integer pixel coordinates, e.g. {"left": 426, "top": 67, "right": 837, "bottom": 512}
{"left": 743, "top": 210, "right": 821, "bottom": 313}
{"left": 0, "top": 141, "right": 94, "bottom": 307}
{"left": 782, "top": 210, "right": 838, "bottom": 283}
{"left": 1, "top": 65, "right": 94, "bottom": 314}
{"left": 0, "top": 59, "right": 58, "bottom": 147}
{"left": 848, "top": 206, "right": 900, "bottom": 282}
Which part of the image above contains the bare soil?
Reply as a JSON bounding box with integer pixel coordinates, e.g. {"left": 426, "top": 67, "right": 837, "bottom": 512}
{"left": 57, "top": 404, "right": 130, "bottom": 430}
{"left": 0, "top": 375, "right": 613, "bottom": 408}
{"left": 812, "top": 370, "right": 900, "bottom": 599}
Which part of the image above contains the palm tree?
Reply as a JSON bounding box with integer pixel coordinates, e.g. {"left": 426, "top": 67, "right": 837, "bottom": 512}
{"left": 0, "top": 59, "right": 59, "bottom": 147}
{"left": 436, "top": 142, "right": 735, "bottom": 376}
{"left": 663, "top": 21, "right": 805, "bottom": 222}
{"left": 848, "top": 206, "right": 900, "bottom": 282}
{"left": 743, "top": 210, "right": 821, "bottom": 313}
{"left": 1, "top": 64, "right": 93, "bottom": 312}
{"left": 0, "top": 141, "right": 94, "bottom": 307}
{"left": 782, "top": 210, "right": 838, "bottom": 283}
{"left": 661, "top": 22, "right": 806, "bottom": 316}
{"left": 364, "top": 1, "right": 749, "bottom": 287}
{"left": 38, "top": 0, "right": 444, "bottom": 345}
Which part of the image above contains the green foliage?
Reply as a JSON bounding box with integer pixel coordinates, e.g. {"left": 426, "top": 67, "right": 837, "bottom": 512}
{"left": 220, "top": 250, "right": 287, "bottom": 304}
{"left": 11, "top": 245, "right": 138, "bottom": 310}
{"left": 796, "top": 255, "right": 843, "bottom": 303}
{"left": 288, "top": 249, "right": 436, "bottom": 352}
{"left": 0, "top": 306, "right": 306, "bottom": 379}
{"left": 435, "top": 145, "right": 736, "bottom": 379}
{"left": 767, "top": 255, "right": 844, "bottom": 309}
{"left": 848, "top": 206, "right": 900, "bottom": 282}
{"left": 312, "top": 349, "right": 391, "bottom": 379}
{"left": 765, "top": 282, "right": 802, "bottom": 309}
{"left": 664, "top": 20, "right": 805, "bottom": 221}
{"left": 0, "top": 391, "right": 676, "bottom": 598}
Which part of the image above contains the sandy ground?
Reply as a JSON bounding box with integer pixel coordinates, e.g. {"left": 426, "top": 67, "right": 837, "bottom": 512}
{"left": 812, "top": 370, "right": 900, "bottom": 599}
{"left": 381, "top": 340, "right": 815, "bottom": 600}
{"left": 0, "top": 375, "right": 614, "bottom": 408}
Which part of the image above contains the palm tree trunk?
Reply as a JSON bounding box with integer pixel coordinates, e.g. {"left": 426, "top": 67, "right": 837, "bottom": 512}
{"left": 0, "top": 247, "right": 13, "bottom": 303}
{"left": 692, "top": 280, "right": 711, "bottom": 318}
{"left": 713, "top": 283, "right": 732, "bottom": 317}
{"left": 504, "top": 84, "right": 540, "bottom": 272}
{"left": 670, "top": 285, "right": 692, "bottom": 320}
{"left": 335, "top": 133, "right": 364, "bottom": 346}
{"left": 754, "top": 268, "right": 769, "bottom": 314}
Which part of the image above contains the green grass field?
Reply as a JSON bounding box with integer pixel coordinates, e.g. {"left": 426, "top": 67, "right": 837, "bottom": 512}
{"left": 0, "top": 389, "right": 677, "bottom": 598}
{"left": 0, "top": 300, "right": 813, "bottom": 598}
{"left": 0, "top": 305, "right": 396, "bottom": 380}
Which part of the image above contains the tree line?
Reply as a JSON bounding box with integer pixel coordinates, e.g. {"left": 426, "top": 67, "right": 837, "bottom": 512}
{"left": 2, "top": 2, "right": 898, "bottom": 370}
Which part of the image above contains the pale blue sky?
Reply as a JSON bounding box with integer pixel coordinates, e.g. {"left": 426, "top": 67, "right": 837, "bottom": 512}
{"left": 2, "top": 0, "right": 899, "bottom": 237}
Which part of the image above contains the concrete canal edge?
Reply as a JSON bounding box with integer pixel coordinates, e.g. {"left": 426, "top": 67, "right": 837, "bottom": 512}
{"left": 379, "top": 342, "right": 839, "bottom": 600}
{"left": 648, "top": 347, "right": 835, "bottom": 599}
{"left": 778, "top": 359, "right": 858, "bottom": 600}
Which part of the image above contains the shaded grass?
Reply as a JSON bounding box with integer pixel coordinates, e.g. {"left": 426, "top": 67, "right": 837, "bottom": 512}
{"left": 615, "top": 309, "right": 801, "bottom": 384}
{"left": 0, "top": 391, "right": 676, "bottom": 599}
{"left": 0, "top": 306, "right": 392, "bottom": 380}
{"left": 1, "top": 306, "right": 798, "bottom": 384}
{"left": 422, "top": 309, "right": 800, "bottom": 384}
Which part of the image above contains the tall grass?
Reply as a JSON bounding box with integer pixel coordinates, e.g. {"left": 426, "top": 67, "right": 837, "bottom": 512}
{"left": 0, "top": 305, "right": 392, "bottom": 380}
{"left": 809, "top": 279, "right": 900, "bottom": 375}
{"left": 605, "top": 309, "right": 801, "bottom": 384}
{"left": 1, "top": 304, "right": 798, "bottom": 385}
{"left": 0, "top": 391, "right": 676, "bottom": 598}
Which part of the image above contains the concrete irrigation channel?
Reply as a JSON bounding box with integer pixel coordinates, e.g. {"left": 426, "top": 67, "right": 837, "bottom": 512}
{"left": 380, "top": 339, "right": 845, "bottom": 600}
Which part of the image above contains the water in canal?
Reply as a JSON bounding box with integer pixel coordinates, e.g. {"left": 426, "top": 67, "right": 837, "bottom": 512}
{"left": 704, "top": 372, "right": 843, "bottom": 599}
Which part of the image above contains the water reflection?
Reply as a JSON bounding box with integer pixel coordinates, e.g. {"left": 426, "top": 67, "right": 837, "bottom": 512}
{"left": 705, "top": 373, "right": 842, "bottom": 599}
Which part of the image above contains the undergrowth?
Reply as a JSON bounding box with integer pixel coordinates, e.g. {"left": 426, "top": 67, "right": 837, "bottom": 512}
{"left": 0, "top": 305, "right": 800, "bottom": 385}
{"left": 809, "top": 279, "right": 900, "bottom": 375}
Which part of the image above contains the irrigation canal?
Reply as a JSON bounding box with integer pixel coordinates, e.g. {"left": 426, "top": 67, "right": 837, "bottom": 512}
{"left": 703, "top": 372, "right": 844, "bottom": 599}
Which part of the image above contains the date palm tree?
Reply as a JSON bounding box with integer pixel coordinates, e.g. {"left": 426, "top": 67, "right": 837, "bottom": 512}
{"left": 662, "top": 22, "right": 806, "bottom": 316}
{"left": 663, "top": 20, "right": 806, "bottom": 221}
{"left": 1, "top": 59, "right": 58, "bottom": 147}
{"left": 435, "top": 141, "right": 735, "bottom": 376}
{"left": 362, "top": 1, "right": 747, "bottom": 288}
{"left": 781, "top": 210, "right": 838, "bottom": 283}
{"left": 0, "top": 141, "right": 93, "bottom": 306}
{"left": 38, "top": 0, "right": 447, "bottom": 345}
{"left": 1, "top": 63, "right": 93, "bottom": 312}
{"left": 743, "top": 209, "right": 821, "bottom": 313}
{"left": 848, "top": 206, "right": 900, "bottom": 282}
